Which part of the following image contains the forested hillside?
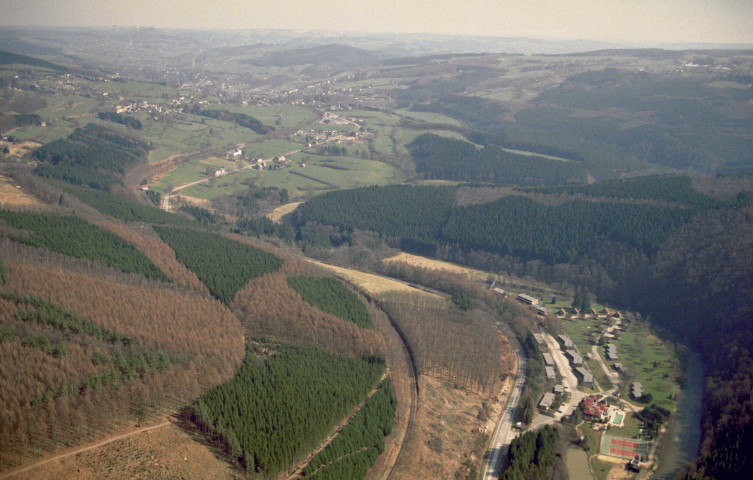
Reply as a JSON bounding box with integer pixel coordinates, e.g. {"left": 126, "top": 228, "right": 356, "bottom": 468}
{"left": 154, "top": 226, "right": 283, "bottom": 305}
{"left": 409, "top": 133, "right": 586, "bottom": 185}
{"left": 32, "top": 124, "right": 148, "bottom": 190}
{"left": 294, "top": 185, "right": 456, "bottom": 255}
{"left": 0, "top": 210, "right": 170, "bottom": 281}
{"left": 0, "top": 248, "right": 244, "bottom": 470}
{"left": 191, "top": 340, "right": 385, "bottom": 477}
{"left": 287, "top": 276, "right": 374, "bottom": 329}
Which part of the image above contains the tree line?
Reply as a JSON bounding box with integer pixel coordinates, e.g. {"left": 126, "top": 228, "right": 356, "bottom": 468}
{"left": 188, "top": 105, "right": 271, "bottom": 135}
{"left": 97, "top": 111, "right": 142, "bottom": 129}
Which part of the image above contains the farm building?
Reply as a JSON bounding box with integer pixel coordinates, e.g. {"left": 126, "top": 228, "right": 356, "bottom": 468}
{"left": 516, "top": 293, "right": 539, "bottom": 305}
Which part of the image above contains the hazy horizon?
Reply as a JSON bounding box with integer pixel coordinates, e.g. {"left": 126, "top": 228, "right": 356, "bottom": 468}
{"left": 2, "top": 0, "right": 752, "bottom": 46}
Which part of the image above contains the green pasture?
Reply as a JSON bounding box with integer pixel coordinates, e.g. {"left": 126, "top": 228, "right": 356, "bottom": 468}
{"left": 616, "top": 327, "right": 678, "bottom": 411}
{"left": 394, "top": 108, "right": 463, "bottom": 127}
{"left": 347, "top": 109, "right": 401, "bottom": 126}
{"left": 218, "top": 103, "right": 316, "bottom": 128}
{"left": 243, "top": 139, "right": 304, "bottom": 159}
{"left": 371, "top": 128, "right": 395, "bottom": 155}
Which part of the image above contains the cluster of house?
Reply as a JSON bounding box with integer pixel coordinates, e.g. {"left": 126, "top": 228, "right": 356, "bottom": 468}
{"left": 557, "top": 334, "right": 594, "bottom": 387}
{"left": 538, "top": 384, "right": 567, "bottom": 410}
{"left": 115, "top": 99, "right": 183, "bottom": 116}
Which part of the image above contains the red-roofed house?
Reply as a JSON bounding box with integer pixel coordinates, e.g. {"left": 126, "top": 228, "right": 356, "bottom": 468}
{"left": 582, "top": 395, "right": 609, "bottom": 421}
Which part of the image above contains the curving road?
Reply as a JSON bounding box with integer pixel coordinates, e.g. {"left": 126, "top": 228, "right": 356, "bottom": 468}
{"left": 482, "top": 322, "right": 526, "bottom": 480}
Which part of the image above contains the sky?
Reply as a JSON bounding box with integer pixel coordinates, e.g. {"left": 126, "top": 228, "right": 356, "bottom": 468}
{"left": 1, "top": 0, "right": 752, "bottom": 45}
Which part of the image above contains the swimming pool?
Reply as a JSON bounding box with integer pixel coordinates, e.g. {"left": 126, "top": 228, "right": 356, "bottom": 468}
{"left": 612, "top": 412, "right": 624, "bottom": 425}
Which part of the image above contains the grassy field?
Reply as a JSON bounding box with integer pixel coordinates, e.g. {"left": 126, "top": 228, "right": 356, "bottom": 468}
{"left": 219, "top": 103, "right": 316, "bottom": 127}
{"left": 394, "top": 108, "right": 464, "bottom": 127}
{"left": 242, "top": 138, "right": 304, "bottom": 158}
{"left": 176, "top": 150, "right": 398, "bottom": 201}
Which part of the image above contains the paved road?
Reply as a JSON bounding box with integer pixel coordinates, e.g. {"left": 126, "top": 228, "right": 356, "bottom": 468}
{"left": 482, "top": 322, "right": 526, "bottom": 480}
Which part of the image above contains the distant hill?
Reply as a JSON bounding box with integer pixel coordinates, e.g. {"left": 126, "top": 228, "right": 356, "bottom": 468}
{"left": 0, "top": 49, "right": 65, "bottom": 70}
{"left": 246, "top": 43, "right": 380, "bottom": 68}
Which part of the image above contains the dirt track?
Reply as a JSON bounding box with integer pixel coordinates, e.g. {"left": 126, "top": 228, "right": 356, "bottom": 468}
{"left": 0, "top": 421, "right": 171, "bottom": 479}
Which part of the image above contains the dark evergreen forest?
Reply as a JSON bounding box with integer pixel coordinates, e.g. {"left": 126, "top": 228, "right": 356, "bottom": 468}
{"left": 153, "top": 226, "right": 283, "bottom": 304}
{"left": 191, "top": 340, "right": 385, "bottom": 477}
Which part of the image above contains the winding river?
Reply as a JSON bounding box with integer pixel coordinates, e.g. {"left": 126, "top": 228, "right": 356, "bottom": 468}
{"left": 652, "top": 348, "right": 705, "bottom": 479}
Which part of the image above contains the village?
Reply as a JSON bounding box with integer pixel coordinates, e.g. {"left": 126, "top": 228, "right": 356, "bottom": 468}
{"left": 504, "top": 290, "right": 675, "bottom": 477}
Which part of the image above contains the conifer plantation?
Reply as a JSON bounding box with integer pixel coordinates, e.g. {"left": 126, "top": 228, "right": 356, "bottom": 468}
{"left": 287, "top": 275, "right": 375, "bottom": 329}
{"left": 235, "top": 257, "right": 386, "bottom": 358}
{"left": 153, "top": 226, "right": 283, "bottom": 305}
{"left": 190, "top": 339, "right": 386, "bottom": 477}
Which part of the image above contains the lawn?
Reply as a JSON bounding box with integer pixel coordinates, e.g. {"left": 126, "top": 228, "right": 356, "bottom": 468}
{"left": 555, "top": 300, "right": 679, "bottom": 412}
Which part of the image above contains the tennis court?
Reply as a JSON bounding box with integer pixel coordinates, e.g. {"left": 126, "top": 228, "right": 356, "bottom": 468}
{"left": 601, "top": 434, "right": 650, "bottom": 461}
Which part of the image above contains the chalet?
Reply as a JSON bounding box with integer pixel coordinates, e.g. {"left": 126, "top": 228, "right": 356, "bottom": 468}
{"left": 575, "top": 367, "right": 594, "bottom": 387}
{"left": 571, "top": 308, "right": 580, "bottom": 315}
{"left": 630, "top": 382, "right": 644, "bottom": 399}
{"left": 601, "top": 308, "right": 611, "bottom": 315}
{"left": 542, "top": 352, "right": 555, "bottom": 366}
{"left": 535, "top": 305, "right": 548, "bottom": 316}
{"left": 582, "top": 395, "right": 609, "bottom": 420}
{"left": 613, "top": 362, "right": 626, "bottom": 373}
{"left": 557, "top": 335, "right": 574, "bottom": 349}
{"left": 565, "top": 350, "right": 583, "bottom": 366}
{"left": 516, "top": 294, "right": 539, "bottom": 306}
{"left": 589, "top": 308, "right": 598, "bottom": 316}
{"left": 612, "top": 311, "right": 622, "bottom": 319}
{"left": 557, "top": 308, "right": 567, "bottom": 315}
{"left": 605, "top": 344, "right": 618, "bottom": 361}
{"left": 533, "top": 333, "right": 545, "bottom": 345}
{"left": 539, "top": 392, "right": 555, "bottom": 409}
{"left": 545, "top": 366, "right": 556, "bottom": 380}
{"left": 554, "top": 384, "right": 565, "bottom": 395}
